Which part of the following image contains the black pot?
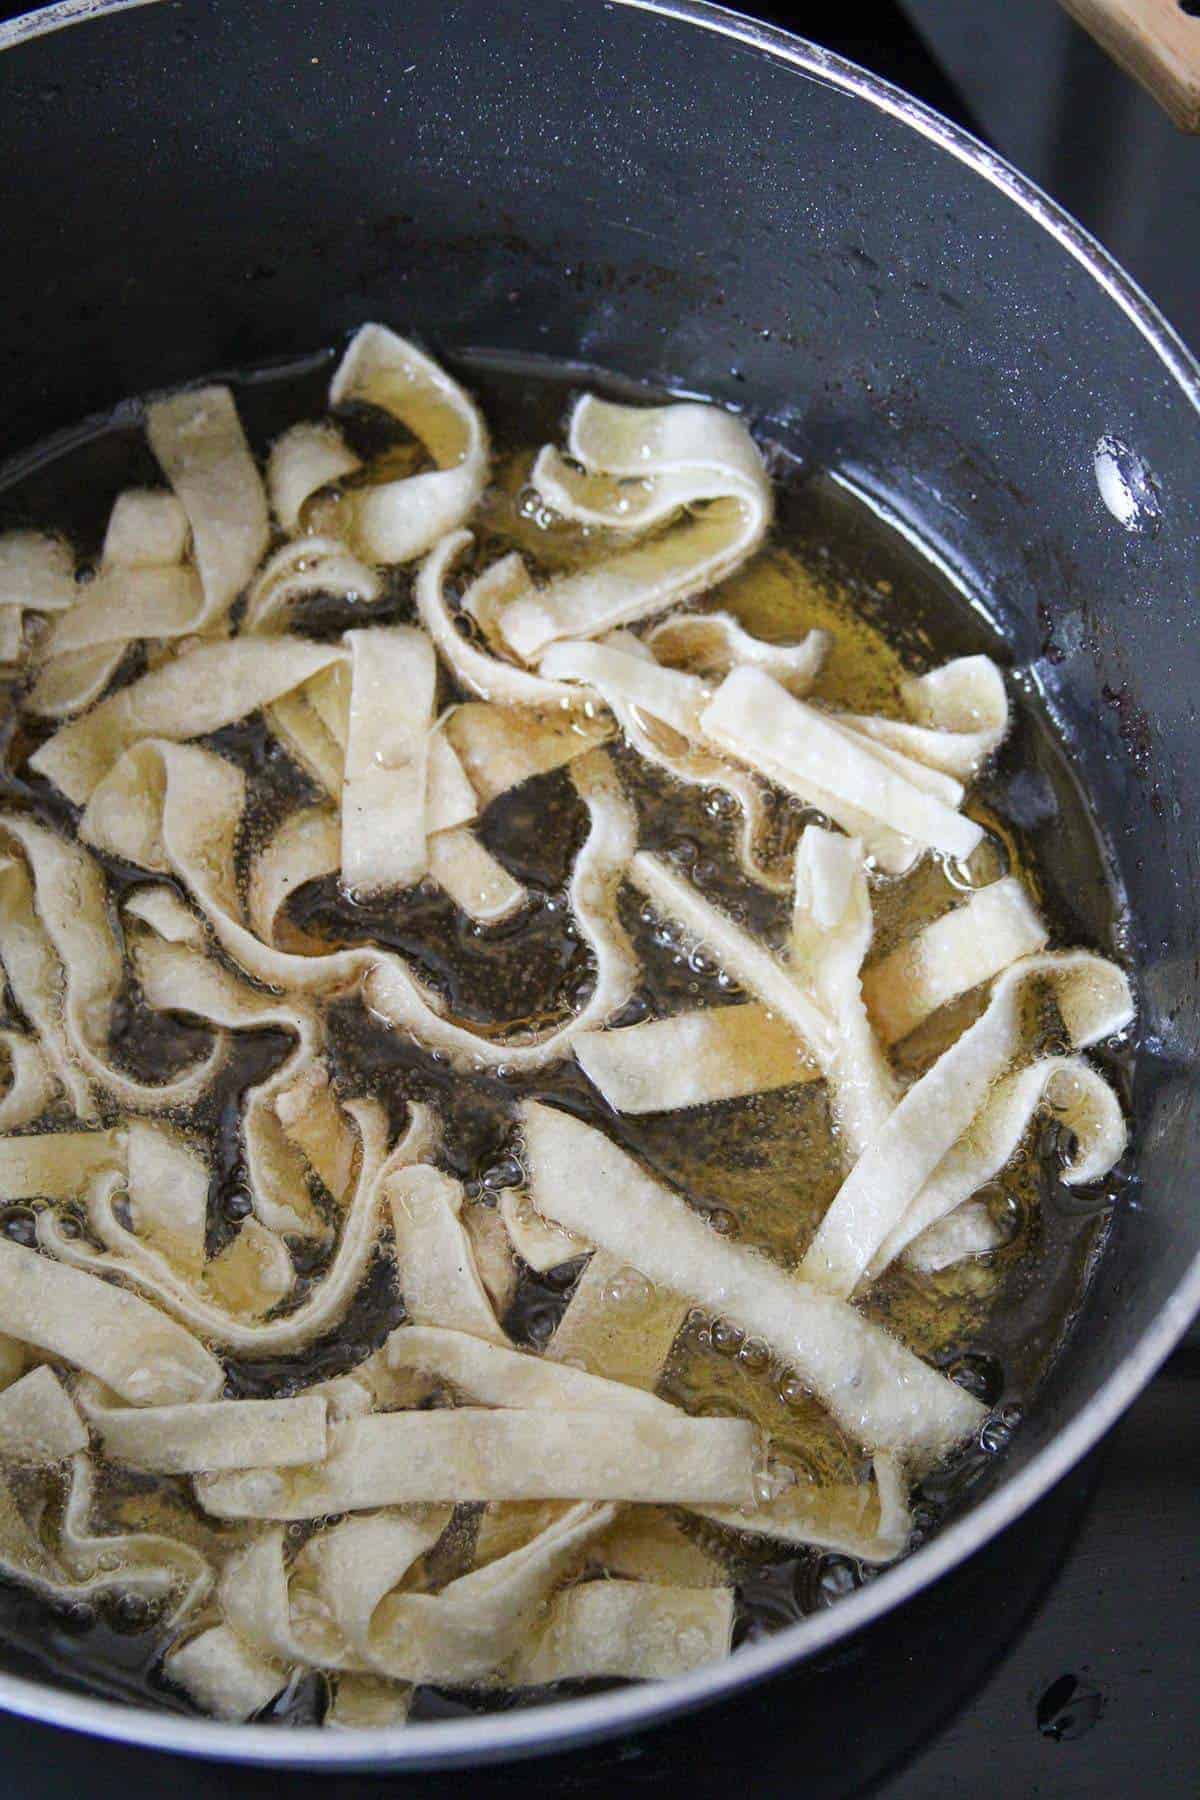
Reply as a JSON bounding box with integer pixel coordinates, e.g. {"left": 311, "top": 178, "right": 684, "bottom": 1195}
{"left": 0, "top": 0, "right": 1197, "bottom": 1770}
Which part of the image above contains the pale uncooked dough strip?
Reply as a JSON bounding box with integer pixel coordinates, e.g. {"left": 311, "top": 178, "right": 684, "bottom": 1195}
{"left": 428, "top": 827, "right": 526, "bottom": 923}
{"left": 79, "top": 1385, "right": 327, "bottom": 1475}
{"left": 790, "top": 827, "right": 896, "bottom": 1160}
{"left": 646, "top": 608, "right": 829, "bottom": 695}
{"left": 513, "top": 1579, "right": 734, "bottom": 1684}
{"left": 416, "top": 533, "right": 587, "bottom": 705}
{"left": 522, "top": 1102, "right": 984, "bottom": 1462}
{"left": 384, "top": 1325, "right": 680, "bottom": 1418}
{"left": 0, "top": 1238, "right": 222, "bottom": 1405}
{"left": 0, "top": 1366, "right": 88, "bottom": 1461}
{"left": 446, "top": 697, "right": 614, "bottom": 805}
{"left": 702, "top": 667, "right": 983, "bottom": 863}
{"left": 328, "top": 324, "right": 489, "bottom": 563}
{"left": 861, "top": 875, "right": 1048, "bottom": 1043}
{"left": 196, "top": 1409, "right": 758, "bottom": 1517}
{"left": 267, "top": 421, "right": 362, "bottom": 534}
{"left": 867, "top": 1053, "right": 1127, "bottom": 1282}
{"left": 32, "top": 635, "right": 344, "bottom": 804}
{"left": 0, "top": 852, "right": 96, "bottom": 1118}
{"left": 243, "top": 536, "right": 381, "bottom": 633}
{"left": 802, "top": 951, "right": 1134, "bottom": 1299}
{"left": 492, "top": 397, "right": 772, "bottom": 659}
{"left": 387, "top": 1167, "right": 507, "bottom": 1345}
{"left": 629, "top": 851, "right": 834, "bottom": 1064}
{"left": 145, "top": 383, "right": 269, "bottom": 616}
{"left": 341, "top": 625, "right": 435, "bottom": 892}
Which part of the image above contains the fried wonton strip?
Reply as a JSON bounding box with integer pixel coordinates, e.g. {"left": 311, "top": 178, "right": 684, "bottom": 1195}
{"left": 575, "top": 1006, "right": 815, "bottom": 1114}
{"left": 40, "top": 564, "right": 203, "bottom": 661}
{"left": 384, "top": 1326, "right": 679, "bottom": 1418}
{"left": 0, "top": 1240, "right": 222, "bottom": 1404}
{"left": 464, "top": 1204, "right": 518, "bottom": 1319}
{"left": 0, "top": 1366, "right": 88, "bottom": 1462}
{"left": 79, "top": 1385, "right": 327, "bottom": 1475}
{"left": 40, "top": 1103, "right": 436, "bottom": 1357}
{"left": 164, "top": 1626, "right": 287, "bottom": 1722}
{"left": 499, "top": 1188, "right": 586, "bottom": 1271}
{"left": 586, "top": 1508, "right": 729, "bottom": 1588}
{"left": 0, "top": 1029, "right": 55, "bottom": 1131}
{"left": 415, "top": 534, "right": 585, "bottom": 706}
{"left": 328, "top": 325, "right": 489, "bottom": 563}
{"left": 145, "top": 384, "right": 269, "bottom": 616}
{"left": 427, "top": 732, "right": 478, "bottom": 831}
{"left": 446, "top": 699, "right": 614, "bottom": 805}
{"left": 295, "top": 1510, "right": 454, "bottom": 1668}
{"left": 31, "top": 636, "right": 345, "bottom": 804}
{"left": 906, "top": 1202, "right": 1004, "bottom": 1273}
{"left": 868, "top": 1054, "right": 1127, "bottom": 1282}
{"left": 517, "top": 1579, "right": 734, "bottom": 1684}
{"left": 342, "top": 626, "right": 435, "bottom": 892}
{"left": 523, "top": 1103, "right": 983, "bottom": 1461}
{"left": 387, "top": 1168, "right": 507, "bottom": 1344}
{"left": 861, "top": 876, "right": 1048, "bottom": 1043}
{"left": 197, "top": 1409, "right": 757, "bottom": 1518}
{"left": 790, "top": 827, "right": 896, "bottom": 1159}
{"left": 492, "top": 399, "right": 772, "bottom": 660}
{"left": 267, "top": 421, "right": 363, "bottom": 534}
{"left": 695, "top": 1453, "right": 911, "bottom": 1560}
{"left": 803, "top": 952, "right": 1134, "bottom": 1299}
{"left": 0, "top": 530, "right": 76, "bottom": 610}
{"left": 548, "top": 1249, "right": 690, "bottom": 1387}
{"left": 539, "top": 637, "right": 711, "bottom": 739}
{"left": 0, "top": 817, "right": 224, "bottom": 1114}
{"left": 646, "top": 609, "right": 829, "bottom": 695}
{"left": 243, "top": 536, "right": 381, "bottom": 633}
{"left": 427, "top": 828, "right": 526, "bottom": 924}
{"left": 365, "top": 750, "right": 639, "bottom": 1067}
{"left": 125, "top": 1118, "right": 210, "bottom": 1276}
{"left": 702, "top": 668, "right": 984, "bottom": 864}
{"left": 629, "top": 851, "right": 834, "bottom": 1064}
{"left": 839, "top": 656, "right": 1009, "bottom": 781}
{"left": 327, "top": 1676, "right": 414, "bottom": 1731}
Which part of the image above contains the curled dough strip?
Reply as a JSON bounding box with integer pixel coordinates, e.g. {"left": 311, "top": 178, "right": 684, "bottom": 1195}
{"left": 0, "top": 531, "right": 76, "bottom": 672}
{"left": 196, "top": 1408, "right": 758, "bottom": 1516}
{"left": 39, "top": 1102, "right": 436, "bottom": 1357}
{"left": 802, "top": 951, "right": 1134, "bottom": 1300}
{"left": 384, "top": 1325, "right": 685, "bottom": 1419}
{"left": 0, "top": 1028, "right": 55, "bottom": 1131}
{"left": 327, "top": 324, "right": 489, "bottom": 563}
{"left": 491, "top": 397, "right": 772, "bottom": 660}
{"left": 415, "top": 531, "right": 587, "bottom": 706}
{"left": 342, "top": 625, "right": 435, "bottom": 892}
{"left": 267, "top": 421, "right": 362, "bottom": 535}
{"left": 702, "top": 667, "right": 984, "bottom": 868}
{"left": 446, "top": 697, "right": 614, "bottom": 805}
{"left": 164, "top": 1625, "right": 288, "bottom": 1722}
{"left": 867, "top": 1053, "right": 1127, "bottom": 1283}
{"left": 243, "top": 536, "right": 381, "bottom": 633}
{"left": 512, "top": 1579, "right": 734, "bottom": 1684}
{"left": 522, "top": 1102, "right": 984, "bottom": 1464}
{"left": 646, "top": 608, "right": 829, "bottom": 696}
{"left": 575, "top": 875, "right": 1047, "bottom": 1114}
{"left": 0, "top": 816, "right": 225, "bottom": 1114}
{"left": 905, "top": 1202, "right": 1006, "bottom": 1273}
{"left": 31, "top": 635, "right": 345, "bottom": 805}
{"left": 0, "top": 1365, "right": 88, "bottom": 1461}
{"left": 86, "top": 734, "right": 637, "bottom": 1073}
{"left": 838, "top": 655, "right": 1009, "bottom": 782}
{"left": 0, "top": 1236, "right": 223, "bottom": 1405}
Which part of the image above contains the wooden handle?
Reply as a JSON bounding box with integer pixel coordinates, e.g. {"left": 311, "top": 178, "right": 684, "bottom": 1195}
{"left": 1059, "top": 0, "right": 1200, "bottom": 129}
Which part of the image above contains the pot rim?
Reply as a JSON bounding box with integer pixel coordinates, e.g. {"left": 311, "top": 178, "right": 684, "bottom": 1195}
{"left": 0, "top": 0, "right": 1198, "bottom": 1770}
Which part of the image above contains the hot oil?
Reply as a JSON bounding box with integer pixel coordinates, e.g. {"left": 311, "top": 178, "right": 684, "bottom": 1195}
{"left": 0, "top": 350, "right": 1132, "bottom": 1715}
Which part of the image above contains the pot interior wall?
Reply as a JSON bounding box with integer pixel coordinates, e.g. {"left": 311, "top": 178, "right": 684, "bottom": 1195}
{"left": 0, "top": 0, "right": 1197, "bottom": 1693}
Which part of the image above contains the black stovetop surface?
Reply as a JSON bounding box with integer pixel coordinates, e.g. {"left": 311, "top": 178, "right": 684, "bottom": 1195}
{"left": 0, "top": 2, "right": 1196, "bottom": 1794}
